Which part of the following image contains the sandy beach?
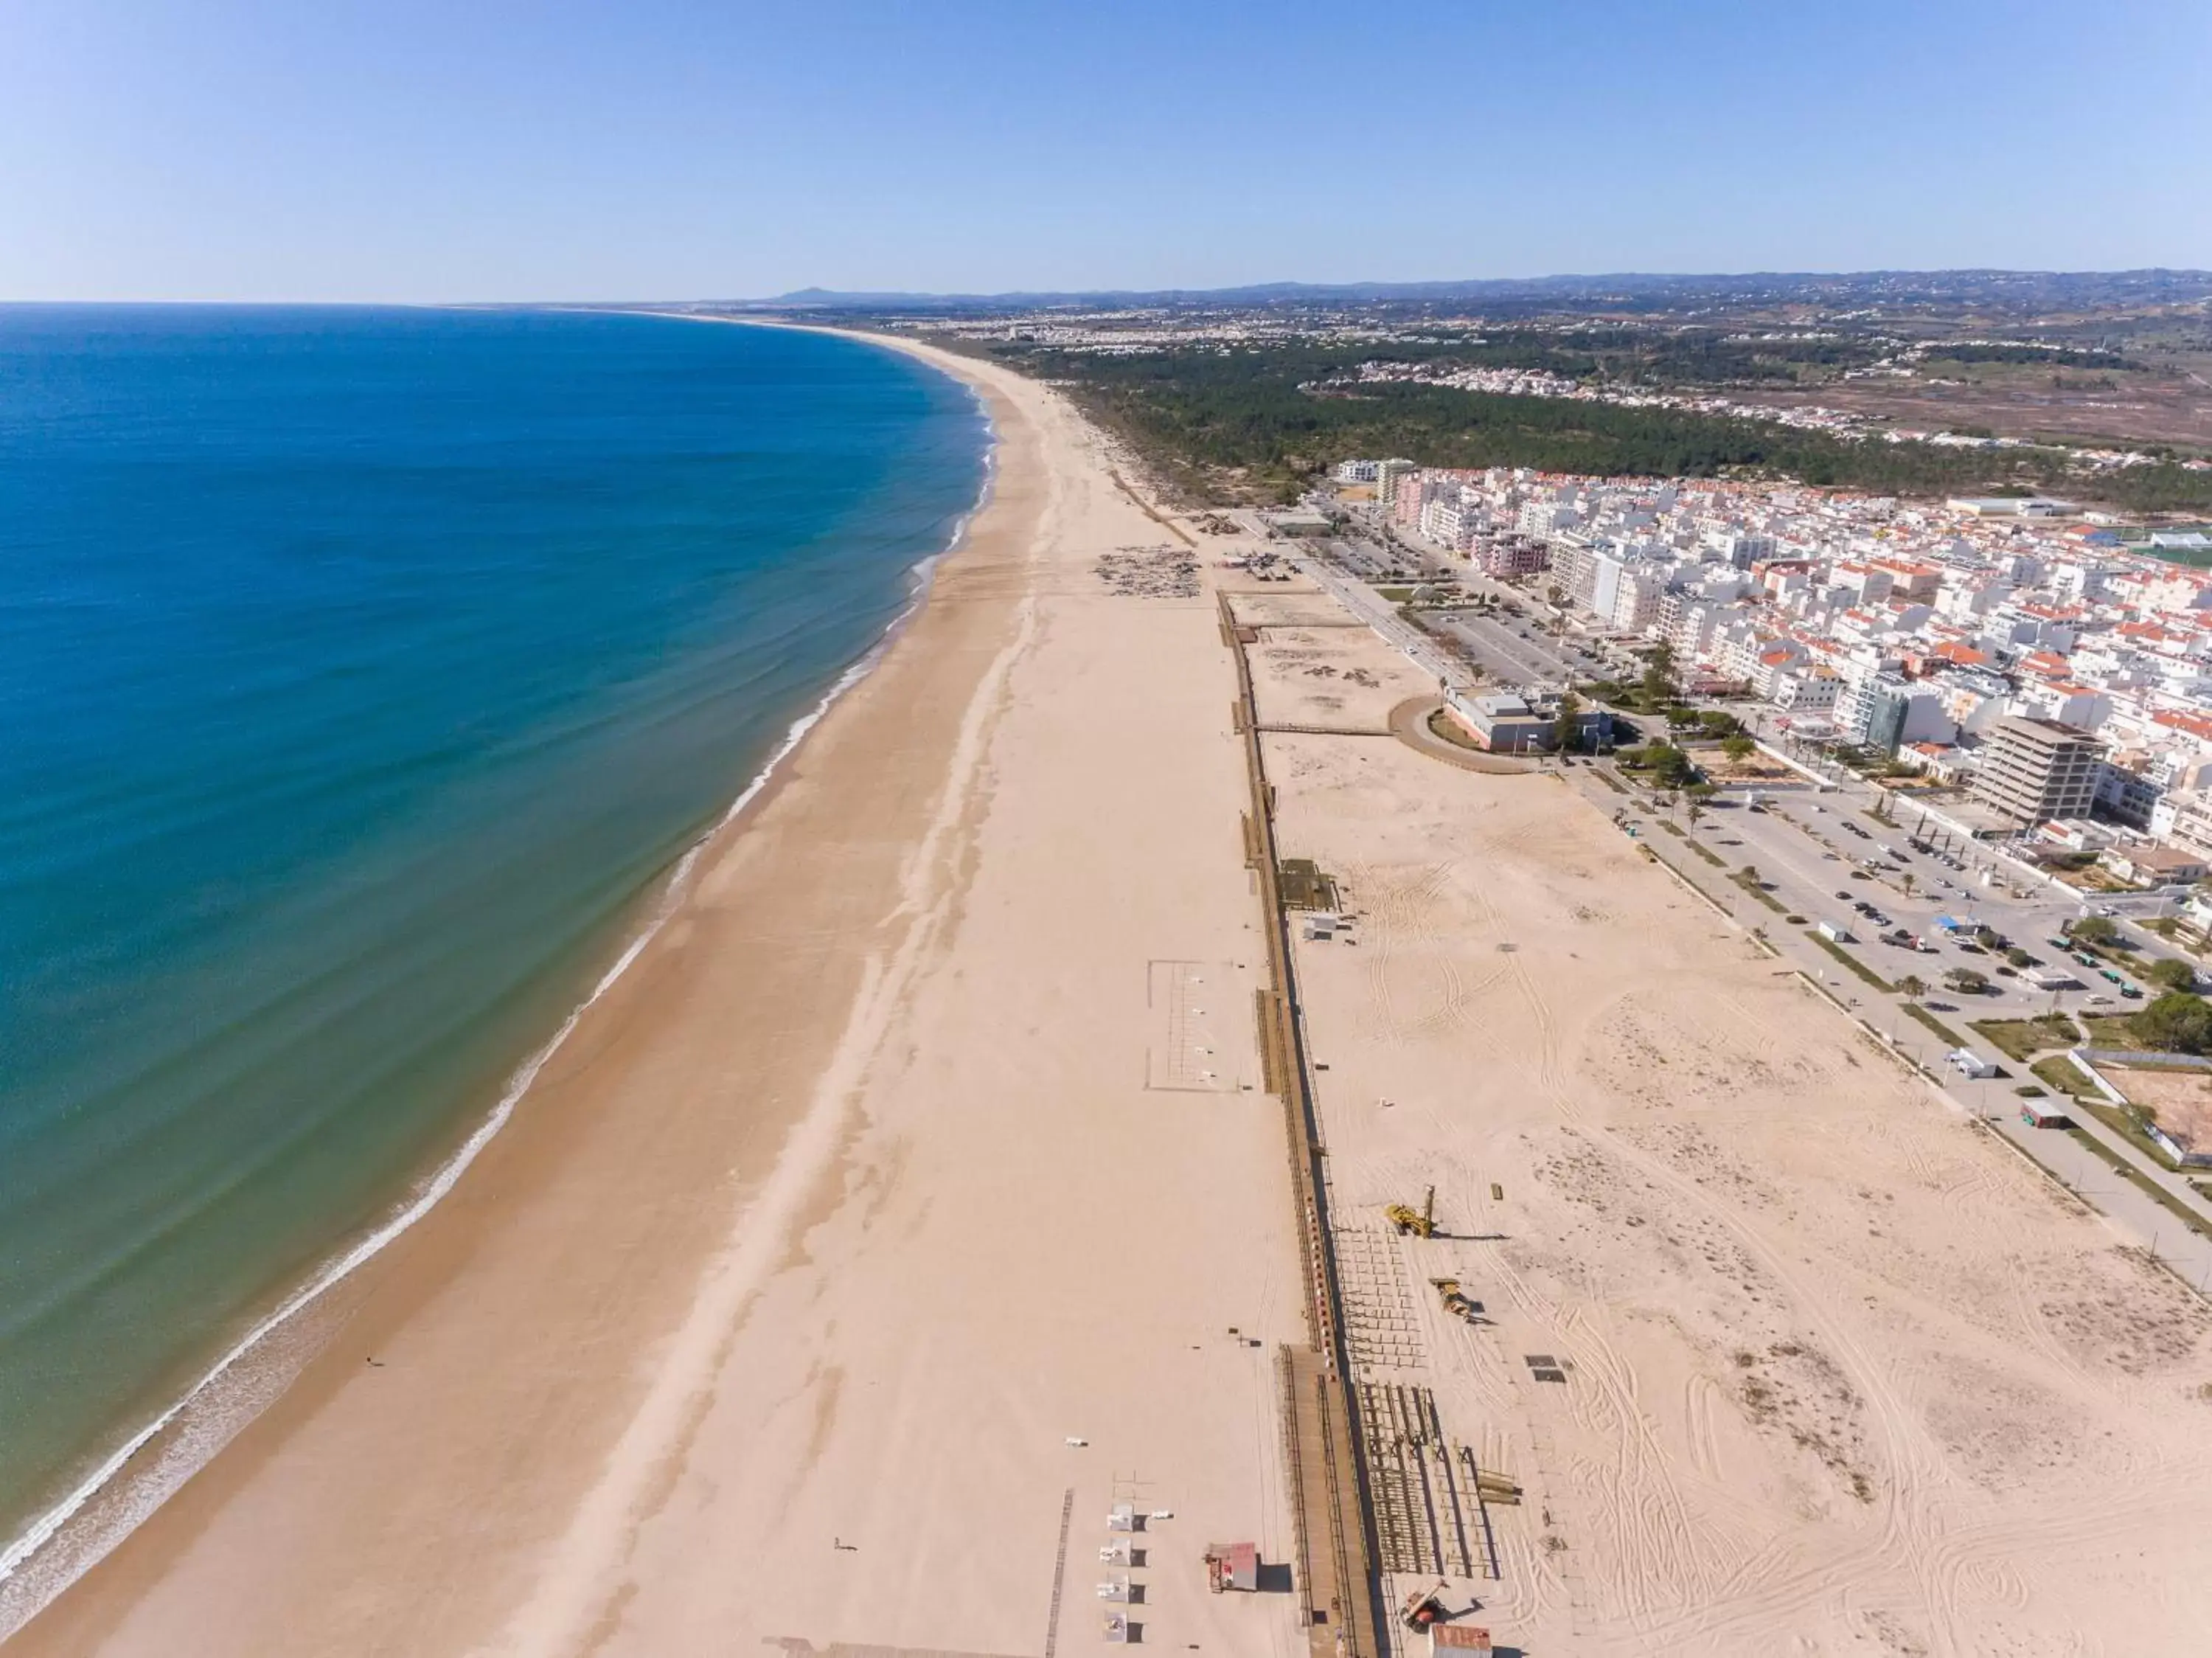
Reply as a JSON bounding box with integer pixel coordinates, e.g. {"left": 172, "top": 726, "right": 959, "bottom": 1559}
{"left": 10, "top": 339, "right": 1310, "bottom": 1656}
{"left": 1236, "top": 589, "right": 2212, "bottom": 1654}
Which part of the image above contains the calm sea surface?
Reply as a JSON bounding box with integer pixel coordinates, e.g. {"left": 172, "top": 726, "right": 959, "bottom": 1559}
{"left": 0, "top": 306, "right": 986, "bottom": 1552}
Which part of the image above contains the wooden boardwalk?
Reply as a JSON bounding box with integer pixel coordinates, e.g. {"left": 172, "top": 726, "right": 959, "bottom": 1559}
{"left": 1223, "top": 592, "right": 1385, "bottom": 1658}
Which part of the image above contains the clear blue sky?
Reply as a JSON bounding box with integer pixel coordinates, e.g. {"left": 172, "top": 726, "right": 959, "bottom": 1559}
{"left": 3, "top": 0, "right": 2207, "bottom": 302}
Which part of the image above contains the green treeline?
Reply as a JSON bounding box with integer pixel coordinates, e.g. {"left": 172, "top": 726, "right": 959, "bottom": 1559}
{"left": 1923, "top": 343, "right": 2137, "bottom": 370}
{"left": 995, "top": 343, "right": 2212, "bottom": 513}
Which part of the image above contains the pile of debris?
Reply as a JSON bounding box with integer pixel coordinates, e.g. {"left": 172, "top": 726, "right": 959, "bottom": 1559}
{"left": 1094, "top": 544, "right": 1200, "bottom": 598}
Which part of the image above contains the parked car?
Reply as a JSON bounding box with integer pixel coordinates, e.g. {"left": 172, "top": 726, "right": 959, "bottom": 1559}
{"left": 1835, "top": 890, "right": 1854, "bottom": 901}
{"left": 2098, "top": 969, "right": 2126, "bottom": 985}
{"left": 2121, "top": 986, "right": 2144, "bottom": 1000}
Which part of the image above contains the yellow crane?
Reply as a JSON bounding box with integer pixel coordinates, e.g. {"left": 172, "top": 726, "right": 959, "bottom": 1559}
{"left": 1385, "top": 1184, "right": 1437, "bottom": 1238}
{"left": 1430, "top": 1277, "right": 1481, "bottom": 1323}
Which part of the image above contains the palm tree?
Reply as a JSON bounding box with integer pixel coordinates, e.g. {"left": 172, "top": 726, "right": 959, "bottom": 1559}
{"left": 1900, "top": 872, "right": 1916, "bottom": 898}
{"left": 1896, "top": 974, "right": 1928, "bottom": 1002}
{"left": 1686, "top": 802, "right": 1705, "bottom": 832}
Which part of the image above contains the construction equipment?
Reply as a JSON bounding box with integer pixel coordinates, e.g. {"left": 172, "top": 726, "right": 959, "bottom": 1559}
{"left": 1385, "top": 1184, "right": 1438, "bottom": 1238}
{"left": 1430, "top": 1277, "right": 1484, "bottom": 1324}
{"left": 1471, "top": 1470, "right": 1522, "bottom": 1505}
{"left": 1400, "top": 1580, "right": 1451, "bottom": 1633}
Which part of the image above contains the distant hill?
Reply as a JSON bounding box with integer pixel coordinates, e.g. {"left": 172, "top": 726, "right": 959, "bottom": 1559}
{"left": 743, "top": 270, "right": 2212, "bottom": 315}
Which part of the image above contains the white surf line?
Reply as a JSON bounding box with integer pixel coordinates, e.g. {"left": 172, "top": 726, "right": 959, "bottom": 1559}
{"left": 0, "top": 658, "right": 877, "bottom": 1626}
{"left": 481, "top": 586, "right": 1040, "bottom": 1658}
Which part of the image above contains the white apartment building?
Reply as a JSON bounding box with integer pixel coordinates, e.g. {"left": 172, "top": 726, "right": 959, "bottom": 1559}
{"left": 1770, "top": 667, "right": 1840, "bottom": 713}
{"left": 1374, "top": 458, "right": 1420, "bottom": 513}
{"left": 1608, "top": 569, "right": 1666, "bottom": 633}
{"left": 2151, "top": 789, "right": 2212, "bottom": 859}
{"left": 1419, "top": 496, "right": 1478, "bottom": 551}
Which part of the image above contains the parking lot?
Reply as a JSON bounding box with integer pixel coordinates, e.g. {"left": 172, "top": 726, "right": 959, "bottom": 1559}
{"left": 1673, "top": 785, "right": 2159, "bottom": 1018}
{"left": 1425, "top": 609, "right": 1590, "bottom": 688}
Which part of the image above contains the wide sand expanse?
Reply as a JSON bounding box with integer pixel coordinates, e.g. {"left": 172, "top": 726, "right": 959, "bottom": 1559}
{"left": 13, "top": 341, "right": 1310, "bottom": 1655}
{"left": 1239, "top": 597, "right": 2212, "bottom": 1656}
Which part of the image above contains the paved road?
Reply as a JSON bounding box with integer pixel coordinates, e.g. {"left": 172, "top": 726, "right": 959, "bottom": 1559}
{"left": 1425, "top": 611, "right": 1584, "bottom": 690}
{"left": 1292, "top": 553, "right": 1465, "bottom": 693}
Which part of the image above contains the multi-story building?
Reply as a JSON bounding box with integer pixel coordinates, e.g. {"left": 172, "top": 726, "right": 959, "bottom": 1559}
{"left": 2151, "top": 790, "right": 2212, "bottom": 859}
{"left": 1972, "top": 717, "right": 2103, "bottom": 828}
{"left": 2096, "top": 760, "right": 2163, "bottom": 831}
{"left": 1475, "top": 535, "right": 1549, "bottom": 579}
{"left": 1836, "top": 671, "right": 1956, "bottom": 754}
{"left": 1770, "top": 666, "right": 1841, "bottom": 714}
{"left": 1607, "top": 569, "right": 1665, "bottom": 633}
{"left": 1419, "top": 495, "right": 1477, "bottom": 550}
{"left": 1326, "top": 462, "right": 2212, "bottom": 801}
{"left": 1374, "top": 458, "right": 1420, "bottom": 516}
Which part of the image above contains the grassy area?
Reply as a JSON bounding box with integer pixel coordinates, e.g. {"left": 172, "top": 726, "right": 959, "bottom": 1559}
{"left": 1658, "top": 819, "right": 1687, "bottom": 837}
{"left": 1904, "top": 1002, "right": 1970, "bottom": 1048}
{"left": 1731, "top": 871, "right": 1788, "bottom": 914}
{"left": 1804, "top": 930, "right": 1893, "bottom": 992}
{"left": 1969, "top": 1015, "right": 2082, "bottom": 1064}
{"left": 1686, "top": 839, "right": 1727, "bottom": 869}
{"left": 1592, "top": 768, "right": 1629, "bottom": 795}
{"left": 2031, "top": 1054, "right": 2093, "bottom": 1097}
{"left": 2076, "top": 1097, "right": 2184, "bottom": 1173}
{"left": 1376, "top": 586, "right": 1415, "bottom": 603}
{"left": 2082, "top": 1014, "right": 2140, "bottom": 1048}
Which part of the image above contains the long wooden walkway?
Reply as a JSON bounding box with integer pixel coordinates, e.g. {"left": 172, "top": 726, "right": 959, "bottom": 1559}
{"left": 1222, "top": 593, "right": 1385, "bottom": 1658}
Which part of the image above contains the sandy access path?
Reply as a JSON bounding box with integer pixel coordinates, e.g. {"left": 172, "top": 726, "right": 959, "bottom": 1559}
{"left": 11, "top": 339, "right": 1310, "bottom": 1657}
{"left": 1239, "top": 597, "right": 2212, "bottom": 1656}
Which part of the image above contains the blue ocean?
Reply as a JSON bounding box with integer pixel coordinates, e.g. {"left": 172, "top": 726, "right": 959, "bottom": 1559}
{"left": 0, "top": 307, "right": 987, "bottom": 1564}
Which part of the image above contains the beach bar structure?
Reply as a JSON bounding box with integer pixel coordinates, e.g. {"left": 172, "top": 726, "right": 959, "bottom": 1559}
{"left": 1203, "top": 1541, "right": 1259, "bottom": 1593}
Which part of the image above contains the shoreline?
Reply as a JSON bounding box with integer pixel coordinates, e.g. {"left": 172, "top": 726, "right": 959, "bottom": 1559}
{"left": 0, "top": 319, "right": 998, "bottom": 1640}
{"left": 12, "top": 324, "right": 1311, "bottom": 1658}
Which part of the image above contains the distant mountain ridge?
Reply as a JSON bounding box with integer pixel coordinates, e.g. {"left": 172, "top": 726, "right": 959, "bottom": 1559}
{"left": 747, "top": 270, "right": 2212, "bottom": 314}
